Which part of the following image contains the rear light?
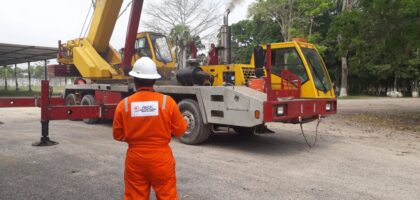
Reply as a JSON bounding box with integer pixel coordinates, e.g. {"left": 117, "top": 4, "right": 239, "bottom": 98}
{"left": 277, "top": 105, "right": 284, "bottom": 116}
{"left": 326, "top": 103, "right": 332, "bottom": 112}
{"left": 255, "top": 110, "right": 260, "bottom": 119}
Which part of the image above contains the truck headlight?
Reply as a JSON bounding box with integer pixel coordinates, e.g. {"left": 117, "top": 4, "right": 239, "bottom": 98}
{"left": 326, "top": 103, "right": 332, "bottom": 112}
{"left": 277, "top": 105, "right": 284, "bottom": 116}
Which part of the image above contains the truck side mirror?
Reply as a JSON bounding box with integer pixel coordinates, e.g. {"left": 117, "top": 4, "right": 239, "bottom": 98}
{"left": 253, "top": 45, "right": 265, "bottom": 78}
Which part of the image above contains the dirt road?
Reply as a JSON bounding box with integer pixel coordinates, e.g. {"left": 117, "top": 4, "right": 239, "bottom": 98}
{"left": 0, "top": 98, "right": 419, "bottom": 200}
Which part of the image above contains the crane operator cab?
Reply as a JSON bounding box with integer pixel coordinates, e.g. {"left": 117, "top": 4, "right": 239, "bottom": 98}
{"left": 133, "top": 32, "right": 177, "bottom": 81}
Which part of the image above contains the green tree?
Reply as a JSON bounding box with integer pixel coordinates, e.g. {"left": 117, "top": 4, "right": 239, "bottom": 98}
{"left": 358, "top": 0, "right": 420, "bottom": 94}
{"left": 249, "top": 0, "right": 333, "bottom": 42}
{"left": 230, "top": 19, "right": 281, "bottom": 63}
{"left": 170, "top": 25, "right": 192, "bottom": 69}
{"left": 33, "top": 63, "right": 46, "bottom": 79}
{"left": 327, "top": 2, "right": 362, "bottom": 96}
{"left": 0, "top": 66, "right": 14, "bottom": 77}
{"left": 1, "top": 66, "right": 13, "bottom": 90}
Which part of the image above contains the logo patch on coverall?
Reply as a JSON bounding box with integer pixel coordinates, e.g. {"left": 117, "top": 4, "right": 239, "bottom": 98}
{"left": 131, "top": 101, "right": 159, "bottom": 117}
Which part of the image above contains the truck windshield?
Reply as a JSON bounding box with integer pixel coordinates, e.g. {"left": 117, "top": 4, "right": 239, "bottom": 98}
{"left": 150, "top": 35, "right": 173, "bottom": 63}
{"left": 301, "top": 48, "right": 332, "bottom": 92}
{"left": 271, "top": 48, "right": 309, "bottom": 83}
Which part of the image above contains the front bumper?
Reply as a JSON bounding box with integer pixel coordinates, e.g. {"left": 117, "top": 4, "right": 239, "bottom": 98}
{"left": 263, "top": 98, "right": 337, "bottom": 123}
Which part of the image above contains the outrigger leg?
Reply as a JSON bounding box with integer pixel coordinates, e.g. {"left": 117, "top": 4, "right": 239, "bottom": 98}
{"left": 32, "top": 121, "right": 58, "bottom": 146}
{"left": 32, "top": 80, "right": 59, "bottom": 147}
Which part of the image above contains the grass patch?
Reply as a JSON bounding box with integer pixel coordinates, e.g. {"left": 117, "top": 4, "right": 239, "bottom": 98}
{"left": 338, "top": 95, "right": 376, "bottom": 99}
{"left": 346, "top": 112, "right": 420, "bottom": 132}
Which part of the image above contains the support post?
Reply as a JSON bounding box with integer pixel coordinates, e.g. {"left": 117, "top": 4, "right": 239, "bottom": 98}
{"left": 3, "top": 66, "right": 7, "bottom": 90}
{"left": 15, "top": 64, "right": 19, "bottom": 91}
{"left": 44, "top": 59, "right": 48, "bottom": 80}
{"left": 28, "top": 62, "right": 32, "bottom": 92}
{"left": 32, "top": 80, "right": 58, "bottom": 146}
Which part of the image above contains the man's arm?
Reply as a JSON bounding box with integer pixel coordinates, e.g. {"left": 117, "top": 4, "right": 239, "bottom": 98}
{"left": 169, "top": 98, "right": 187, "bottom": 137}
{"left": 112, "top": 102, "right": 126, "bottom": 142}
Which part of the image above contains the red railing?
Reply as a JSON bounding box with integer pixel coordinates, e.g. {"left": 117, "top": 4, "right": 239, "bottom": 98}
{"left": 0, "top": 80, "right": 117, "bottom": 146}
{"left": 264, "top": 45, "right": 302, "bottom": 100}
{"left": 278, "top": 69, "right": 301, "bottom": 98}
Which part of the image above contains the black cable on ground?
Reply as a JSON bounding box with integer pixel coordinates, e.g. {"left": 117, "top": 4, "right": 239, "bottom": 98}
{"left": 299, "top": 115, "right": 321, "bottom": 148}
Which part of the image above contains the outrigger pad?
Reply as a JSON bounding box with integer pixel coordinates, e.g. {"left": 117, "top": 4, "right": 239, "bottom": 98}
{"left": 32, "top": 137, "right": 58, "bottom": 147}
{"left": 256, "top": 125, "right": 275, "bottom": 134}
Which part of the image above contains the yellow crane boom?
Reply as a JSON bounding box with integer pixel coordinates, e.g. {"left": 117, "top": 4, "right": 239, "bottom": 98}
{"left": 58, "top": 0, "right": 124, "bottom": 80}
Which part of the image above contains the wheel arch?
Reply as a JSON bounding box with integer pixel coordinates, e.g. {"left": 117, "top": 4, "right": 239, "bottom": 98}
{"left": 166, "top": 93, "right": 209, "bottom": 124}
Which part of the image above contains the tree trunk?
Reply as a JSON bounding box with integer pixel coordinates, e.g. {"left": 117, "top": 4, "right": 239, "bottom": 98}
{"left": 176, "top": 48, "right": 182, "bottom": 70}
{"left": 176, "top": 51, "right": 181, "bottom": 70}
{"left": 342, "top": 0, "right": 348, "bottom": 11}
{"left": 182, "top": 48, "right": 187, "bottom": 69}
{"left": 339, "top": 55, "right": 348, "bottom": 97}
{"left": 309, "top": 18, "right": 313, "bottom": 37}
{"left": 393, "top": 73, "right": 398, "bottom": 91}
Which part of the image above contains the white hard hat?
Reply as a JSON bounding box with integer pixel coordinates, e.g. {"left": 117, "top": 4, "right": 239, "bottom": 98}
{"left": 129, "top": 57, "right": 161, "bottom": 79}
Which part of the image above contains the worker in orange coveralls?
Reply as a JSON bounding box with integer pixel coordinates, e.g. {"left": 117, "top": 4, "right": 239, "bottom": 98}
{"left": 113, "top": 57, "right": 187, "bottom": 200}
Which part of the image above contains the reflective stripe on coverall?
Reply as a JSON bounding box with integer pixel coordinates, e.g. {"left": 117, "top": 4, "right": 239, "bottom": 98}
{"left": 113, "top": 88, "right": 187, "bottom": 200}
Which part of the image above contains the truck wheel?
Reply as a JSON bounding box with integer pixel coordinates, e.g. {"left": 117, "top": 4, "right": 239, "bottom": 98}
{"left": 233, "top": 126, "right": 256, "bottom": 136}
{"left": 178, "top": 99, "right": 211, "bottom": 144}
{"left": 65, "top": 93, "right": 78, "bottom": 121}
{"left": 81, "top": 94, "right": 100, "bottom": 124}
{"left": 65, "top": 93, "right": 77, "bottom": 106}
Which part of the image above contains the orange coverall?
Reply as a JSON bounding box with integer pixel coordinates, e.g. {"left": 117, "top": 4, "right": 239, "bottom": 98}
{"left": 113, "top": 88, "right": 187, "bottom": 200}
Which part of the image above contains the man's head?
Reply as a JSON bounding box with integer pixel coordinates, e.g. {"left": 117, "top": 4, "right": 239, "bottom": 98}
{"left": 129, "top": 57, "right": 161, "bottom": 88}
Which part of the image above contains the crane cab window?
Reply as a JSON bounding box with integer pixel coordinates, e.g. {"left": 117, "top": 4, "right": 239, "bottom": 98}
{"left": 150, "top": 35, "right": 173, "bottom": 63}
{"left": 135, "top": 38, "right": 152, "bottom": 58}
{"left": 301, "top": 48, "right": 332, "bottom": 91}
{"left": 271, "top": 48, "right": 309, "bottom": 84}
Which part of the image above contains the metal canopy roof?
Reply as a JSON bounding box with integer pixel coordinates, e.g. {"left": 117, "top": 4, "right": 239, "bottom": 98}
{"left": 0, "top": 43, "right": 57, "bottom": 66}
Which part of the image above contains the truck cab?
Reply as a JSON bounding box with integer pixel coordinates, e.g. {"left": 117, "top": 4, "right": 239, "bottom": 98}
{"left": 252, "top": 40, "right": 335, "bottom": 99}
{"left": 202, "top": 39, "right": 335, "bottom": 99}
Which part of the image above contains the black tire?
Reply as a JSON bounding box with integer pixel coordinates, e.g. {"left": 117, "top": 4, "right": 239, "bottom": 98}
{"left": 178, "top": 99, "right": 211, "bottom": 144}
{"left": 233, "top": 126, "right": 256, "bottom": 136}
{"left": 65, "top": 93, "right": 77, "bottom": 106}
{"left": 80, "top": 94, "right": 100, "bottom": 124}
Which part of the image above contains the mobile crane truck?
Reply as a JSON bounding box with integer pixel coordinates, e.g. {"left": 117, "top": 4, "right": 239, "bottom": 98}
{"left": 0, "top": 0, "right": 336, "bottom": 146}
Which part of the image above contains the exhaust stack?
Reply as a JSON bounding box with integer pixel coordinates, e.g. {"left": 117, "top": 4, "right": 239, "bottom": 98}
{"left": 218, "top": 9, "right": 231, "bottom": 64}
{"left": 224, "top": 9, "right": 230, "bottom": 25}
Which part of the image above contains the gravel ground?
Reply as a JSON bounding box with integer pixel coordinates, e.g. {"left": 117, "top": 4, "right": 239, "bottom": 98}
{"left": 0, "top": 98, "right": 419, "bottom": 200}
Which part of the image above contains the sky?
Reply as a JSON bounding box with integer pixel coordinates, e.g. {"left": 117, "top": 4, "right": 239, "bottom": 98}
{"left": 0, "top": 0, "right": 254, "bottom": 49}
